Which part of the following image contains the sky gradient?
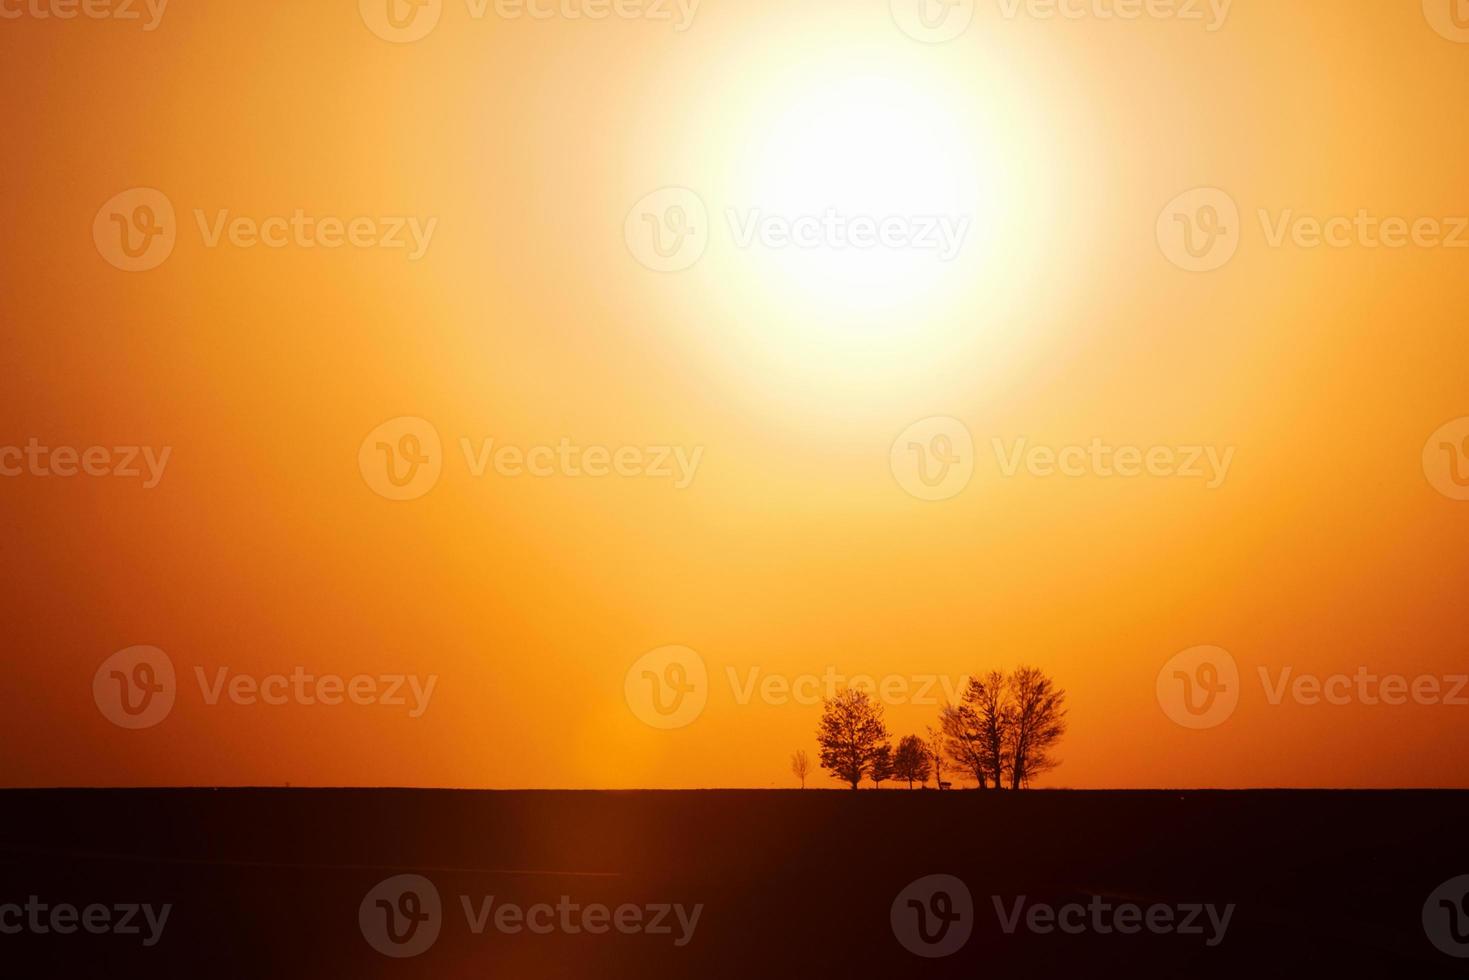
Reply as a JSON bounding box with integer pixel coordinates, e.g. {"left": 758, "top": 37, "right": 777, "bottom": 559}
{"left": 3, "top": 0, "right": 1468, "bottom": 789}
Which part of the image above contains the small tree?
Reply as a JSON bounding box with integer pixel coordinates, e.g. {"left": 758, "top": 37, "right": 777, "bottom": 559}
{"left": 892, "top": 734, "right": 932, "bottom": 789}
{"left": 790, "top": 749, "right": 810, "bottom": 789}
{"left": 868, "top": 742, "right": 894, "bottom": 788}
{"left": 817, "top": 689, "right": 890, "bottom": 789}
{"left": 926, "top": 725, "right": 947, "bottom": 789}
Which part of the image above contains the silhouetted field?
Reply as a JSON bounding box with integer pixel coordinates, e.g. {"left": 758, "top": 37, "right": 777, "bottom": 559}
{"left": 1, "top": 789, "right": 1466, "bottom": 976}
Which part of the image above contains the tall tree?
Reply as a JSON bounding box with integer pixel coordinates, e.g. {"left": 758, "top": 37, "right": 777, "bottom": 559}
{"left": 816, "top": 689, "right": 890, "bottom": 789}
{"left": 790, "top": 749, "right": 810, "bottom": 789}
{"left": 1007, "top": 666, "right": 1067, "bottom": 789}
{"left": 892, "top": 734, "right": 932, "bottom": 789}
{"left": 939, "top": 702, "right": 990, "bottom": 789}
{"left": 964, "top": 670, "right": 1013, "bottom": 790}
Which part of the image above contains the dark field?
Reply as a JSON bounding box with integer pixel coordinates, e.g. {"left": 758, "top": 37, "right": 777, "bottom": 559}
{"left": 1, "top": 789, "right": 1466, "bottom": 977}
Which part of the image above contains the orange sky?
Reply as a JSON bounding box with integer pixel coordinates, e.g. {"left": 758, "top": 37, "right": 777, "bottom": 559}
{"left": 2, "top": 0, "right": 1467, "bottom": 789}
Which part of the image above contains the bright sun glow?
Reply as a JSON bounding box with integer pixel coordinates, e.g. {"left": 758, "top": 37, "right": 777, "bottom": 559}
{"left": 732, "top": 73, "right": 992, "bottom": 317}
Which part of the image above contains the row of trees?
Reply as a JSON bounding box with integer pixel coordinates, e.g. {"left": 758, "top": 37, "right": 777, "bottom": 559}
{"left": 798, "top": 667, "right": 1067, "bottom": 790}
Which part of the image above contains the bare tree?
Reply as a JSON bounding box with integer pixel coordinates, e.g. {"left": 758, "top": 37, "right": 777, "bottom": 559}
{"left": 892, "top": 734, "right": 932, "bottom": 789}
{"left": 939, "top": 702, "right": 990, "bottom": 790}
{"left": 817, "top": 689, "right": 890, "bottom": 789}
{"left": 964, "top": 670, "right": 1013, "bottom": 789}
{"left": 868, "top": 742, "right": 894, "bottom": 789}
{"left": 925, "top": 725, "right": 947, "bottom": 789}
{"left": 1007, "top": 666, "right": 1067, "bottom": 789}
{"left": 790, "top": 749, "right": 810, "bottom": 789}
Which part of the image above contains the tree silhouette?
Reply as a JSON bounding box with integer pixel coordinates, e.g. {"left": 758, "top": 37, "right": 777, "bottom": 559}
{"left": 936, "top": 668, "right": 1067, "bottom": 788}
{"left": 925, "top": 725, "right": 947, "bottom": 789}
{"left": 868, "top": 742, "right": 894, "bottom": 788}
{"left": 816, "top": 689, "right": 890, "bottom": 790}
{"left": 790, "top": 749, "right": 810, "bottom": 789}
{"left": 942, "top": 670, "right": 1012, "bottom": 789}
{"left": 892, "top": 734, "right": 931, "bottom": 789}
{"left": 1008, "top": 666, "right": 1067, "bottom": 788}
{"left": 939, "top": 702, "right": 990, "bottom": 789}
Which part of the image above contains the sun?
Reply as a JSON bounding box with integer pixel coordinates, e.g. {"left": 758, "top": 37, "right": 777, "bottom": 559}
{"left": 725, "top": 69, "right": 995, "bottom": 320}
